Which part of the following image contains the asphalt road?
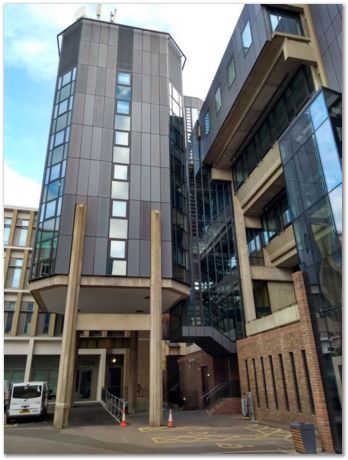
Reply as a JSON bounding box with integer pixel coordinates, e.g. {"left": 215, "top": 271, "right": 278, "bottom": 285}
{"left": 4, "top": 404, "right": 301, "bottom": 455}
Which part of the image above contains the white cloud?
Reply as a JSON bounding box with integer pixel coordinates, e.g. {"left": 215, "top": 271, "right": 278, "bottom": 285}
{"left": 4, "top": 162, "right": 41, "bottom": 209}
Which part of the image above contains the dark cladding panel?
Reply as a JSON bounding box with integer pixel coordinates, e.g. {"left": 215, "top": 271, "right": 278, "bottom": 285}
{"left": 117, "top": 26, "right": 134, "bottom": 71}
{"left": 59, "top": 23, "right": 82, "bottom": 75}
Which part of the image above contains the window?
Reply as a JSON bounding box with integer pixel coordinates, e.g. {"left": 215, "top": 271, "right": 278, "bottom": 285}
{"left": 113, "top": 146, "right": 130, "bottom": 164}
{"left": 253, "top": 281, "right": 271, "bottom": 318}
{"left": 117, "top": 72, "right": 131, "bottom": 86}
{"left": 37, "top": 312, "right": 50, "bottom": 335}
{"left": 113, "top": 165, "right": 128, "bottom": 181}
{"left": 246, "top": 229, "right": 264, "bottom": 265}
{"left": 115, "top": 131, "right": 129, "bottom": 146}
{"left": 227, "top": 57, "right": 236, "bottom": 87}
{"left": 109, "top": 219, "right": 128, "bottom": 239}
{"left": 18, "top": 301, "right": 34, "bottom": 335}
{"left": 242, "top": 21, "right": 252, "bottom": 53}
{"left": 4, "top": 217, "right": 12, "bottom": 245}
{"left": 110, "top": 240, "right": 126, "bottom": 258}
{"left": 204, "top": 111, "right": 210, "bottom": 135}
{"left": 4, "top": 301, "right": 16, "bottom": 333}
{"left": 116, "top": 86, "right": 132, "bottom": 101}
{"left": 6, "top": 258, "right": 23, "bottom": 288}
{"left": 111, "top": 181, "right": 129, "bottom": 200}
{"left": 268, "top": 8, "right": 304, "bottom": 36}
{"left": 13, "top": 219, "right": 29, "bottom": 246}
{"left": 116, "top": 100, "right": 130, "bottom": 115}
{"left": 215, "top": 86, "right": 222, "bottom": 113}
{"left": 112, "top": 201, "right": 127, "bottom": 218}
{"left": 112, "top": 260, "right": 127, "bottom": 276}
{"left": 114, "top": 115, "right": 131, "bottom": 131}
{"left": 262, "top": 191, "right": 291, "bottom": 243}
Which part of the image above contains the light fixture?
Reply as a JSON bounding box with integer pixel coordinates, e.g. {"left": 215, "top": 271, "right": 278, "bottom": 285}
{"left": 112, "top": 357, "right": 117, "bottom": 363}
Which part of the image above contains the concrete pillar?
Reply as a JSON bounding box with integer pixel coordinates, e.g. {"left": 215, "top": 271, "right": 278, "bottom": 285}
{"left": 128, "top": 331, "right": 138, "bottom": 414}
{"left": 232, "top": 191, "right": 256, "bottom": 322}
{"left": 24, "top": 339, "right": 35, "bottom": 381}
{"left": 53, "top": 203, "right": 86, "bottom": 430}
{"left": 149, "top": 210, "right": 163, "bottom": 426}
{"left": 97, "top": 349, "right": 107, "bottom": 401}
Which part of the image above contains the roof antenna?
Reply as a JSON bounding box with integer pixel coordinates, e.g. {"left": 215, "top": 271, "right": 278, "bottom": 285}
{"left": 110, "top": 8, "right": 117, "bottom": 22}
{"left": 96, "top": 3, "right": 102, "bottom": 19}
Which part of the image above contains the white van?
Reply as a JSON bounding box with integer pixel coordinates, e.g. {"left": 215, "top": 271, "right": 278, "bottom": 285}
{"left": 7, "top": 382, "right": 48, "bottom": 421}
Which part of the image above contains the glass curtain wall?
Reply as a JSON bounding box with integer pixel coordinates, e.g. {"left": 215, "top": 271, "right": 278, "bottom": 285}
{"left": 279, "top": 88, "right": 342, "bottom": 452}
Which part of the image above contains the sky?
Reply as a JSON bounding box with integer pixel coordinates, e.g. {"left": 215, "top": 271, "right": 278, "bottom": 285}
{"left": 3, "top": 1, "right": 245, "bottom": 209}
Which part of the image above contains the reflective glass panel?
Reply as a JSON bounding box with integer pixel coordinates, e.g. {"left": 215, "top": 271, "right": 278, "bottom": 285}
{"left": 215, "top": 86, "right": 222, "bottom": 113}
{"left": 112, "top": 260, "right": 127, "bottom": 276}
{"left": 116, "top": 85, "right": 132, "bottom": 101}
{"left": 52, "top": 145, "right": 64, "bottom": 165}
{"left": 113, "top": 146, "right": 130, "bottom": 164}
{"left": 62, "top": 70, "right": 72, "bottom": 86}
{"left": 117, "top": 73, "right": 131, "bottom": 86}
{"left": 114, "top": 115, "right": 131, "bottom": 131}
{"left": 58, "top": 99, "right": 68, "bottom": 115}
{"left": 54, "top": 130, "right": 65, "bottom": 147}
{"left": 116, "top": 100, "right": 130, "bottom": 115}
{"left": 115, "top": 131, "right": 129, "bottom": 146}
{"left": 109, "top": 219, "right": 128, "bottom": 239}
{"left": 50, "top": 163, "right": 61, "bottom": 182}
{"left": 110, "top": 240, "right": 126, "bottom": 258}
{"left": 111, "top": 181, "right": 129, "bottom": 199}
{"left": 113, "top": 165, "right": 128, "bottom": 180}
{"left": 309, "top": 92, "right": 328, "bottom": 130}
{"left": 47, "top": 181, "right": 60, "bottom": 201}
{"left": 242, "top": 21, "right": 252, "bottom": 51}
{"left": 112, "top": 201, "right": 127, "bottom": 217}
{"left": 227, "top": 57, "right": 236, "bottom": 86}
{"left": 329, "top": 185, "right": 342, "bottom": 236}
{"left": 45, "top": 200, "right": 56, "bottom": 219}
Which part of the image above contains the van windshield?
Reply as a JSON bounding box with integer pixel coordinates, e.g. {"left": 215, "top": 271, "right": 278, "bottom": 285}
{"left": 13, "top": 385, "right": 42, "bottom": 399}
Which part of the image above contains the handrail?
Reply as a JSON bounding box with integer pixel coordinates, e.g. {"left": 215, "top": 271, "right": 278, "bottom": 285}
{"left": 201, "top": 380, "right": 241, "bottom": 407}
{"left": 201, "top": 382, "right": 225, "bottom": 400}
{"left": 101, "top": 388, "right": 127, "bottom": 422}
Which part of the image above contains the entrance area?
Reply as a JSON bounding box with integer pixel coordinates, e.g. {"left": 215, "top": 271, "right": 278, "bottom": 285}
{"left": 74, "top": 356, "right": 99, "bottom": 401}
{"left": 106, "top": 354, "right": 124, "bottom": 398}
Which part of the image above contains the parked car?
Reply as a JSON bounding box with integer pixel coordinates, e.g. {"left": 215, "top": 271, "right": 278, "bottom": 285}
{"left": 7, "top": 382, "right": 48, "bottom": 422}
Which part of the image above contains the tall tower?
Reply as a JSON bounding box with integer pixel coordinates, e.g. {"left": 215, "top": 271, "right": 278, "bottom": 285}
{"left": 29, "top": 16, "right": 189, "bottom": 427}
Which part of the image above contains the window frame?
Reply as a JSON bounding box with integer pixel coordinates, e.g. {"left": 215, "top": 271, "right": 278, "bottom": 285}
{"left": 242, "top": 20, "right": 253, "bottom": 54}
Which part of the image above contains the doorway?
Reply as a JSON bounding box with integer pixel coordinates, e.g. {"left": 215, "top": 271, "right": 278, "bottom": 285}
{"left": 75, "top": 369, "right": 92, "bottom": 399}
{"left": 201, "top": 366, "right": 210, "bottom": 407}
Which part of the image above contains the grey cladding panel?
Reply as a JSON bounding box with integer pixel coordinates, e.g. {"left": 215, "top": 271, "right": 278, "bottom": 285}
{"left": 91, "top": 127, "right": 102, "bottom": 160}
{"left": 105, "top": 68, "right": 116, "bottom": 97}
{"left": 150, "top": 104, "right": 160, "bottom": 134}
{"left": 95, "top": 67, "right": 106, "bottom": 96}
{"left": 98, "top": 44, "right": 108, "bottom": 68}
{"left": 130, "top": 165, "right": 141, "bottom": 200}
{"left": 150, "top": 34, "right": 159, "bottom": 53}
{"left": 101, "top": 128, "right": 113, "bottom": 161}
{"left": 59, "top": 194, "right": 76, "bottom": 235}
{"left": 97, "top": 198, "right": 110, "bottom": 237}
{"left": 131, "top": 131, "right": 141, "bottom": 165}
{"left": 139, "top": 240, "right": 150, "bottom": 277}
{"left": 81, "top": 21, "right": 91, "bottom": 41}
{"left": 160, "top": 135, "right": 170, "bottom": 168}
{"left": 160, "top": 168, "right": 171, "bottom": 203}
{"left": 59, "top": 23, "right": 81, "bottom": 75}
{"left": 133, "top": 49, "right": 142, "bottom": 74}
{"left": 93, "top": 96, "right": 105, "bottom": 127}
{"left": 150, "top": 167, "right": 160, "bottom": 202}
{"left": 80, "top": 125, "right": 92, "bottom": 159}
{"left": 103, "top": 98, "right": 115, "bottom": 129}
{"left": 94, "top": 238, "right": 107, "bottom": 275}
{"left": 140, "top": 201, "right": 151, "bottom": 240}
{"left": 143, "top": 31, "right": 151, "bottom": 51}
{"left": 77, "top": 159, "right": 90, "bottom": 195}
{"left": 107, "top": 45, "right": 117, "bottom": 70}
{"left": 142, "top": 74, "right": 151, "bottom": 103}
{"left": 160, "top": 202, "right": 172, "bottom": 242}
{"left": 133, "top": 30, "right": 143, "bottom": 50}
{"left": 84, "top": 94, "right": 95, "bottom": 125}
{"left": 76, "top": 64, "right": 88, "bottom": 93}
{"left": 72, "top": 93, "right": 85, "bottom": 125}
{"left": 100, "top": 24, "right": 109, "bottom": 44}
{"left": 150, "top": 134, "right": 160, "bottom": 167}
{"left": 82, "top": 237, "right": 96, "bottom": 275}
{"left": 142, "top": 51, "right": 151, "bottom": 75}
{"left": 64, "top": 158, "right": 79, "bottom": 195}
{"left": 99, "top": 161, "right": 112, "bottom": 197}
{"left": 141, "top": 103, "right": 151, "bottom": 133}
{"left": 89, "top": 42, "right": 99, "bottom": 66}
{"left": 132, "top": 102, "right": 142, "bottom": 132}
{"left": 141, "top": 133, "right": 151, "bottom": 165}
{"left": 90, "top": 23, "right": 100, "bottom": 43}
{"left": 141, "top": 166, "right": 151, "bottom": 200}
{"left": 86, "top": 65, "right": 97, "bottom": 94}
{"left": 150, "top": 76, "right": 160, "bottom": 105}
{"left": 128, "top": 200, "right": 140, "bottom": 239}
{"left": 55, "top": 235, "right": 72, "bottom": 274}
{"left": 127, "top": 239, "right": 140, "bottom": 277}
{"left": 117, "top": 26, "right": 134, "bottom": 70}
{"left": 69, "top": 124, "right": 82, "bottom": 157}
{"left": 85, "top": 196, "right": 98, "bottom": 236}
{"left": 108, "top": 26, "right": 118, "bottom": 46}
{"left": 150, "top": 53, "right": 159, "bottom": 76}
{"left": 132, "top": 73, "right": 142, "bottom": 102}
{"left": 79, "top": 40, "right": 90, "bottom": 65}
{"left": 161, "top": 241, "right": 173, "bottom": 278}
{"left": 88, "top": 161, "right": 101, "bottom": 196}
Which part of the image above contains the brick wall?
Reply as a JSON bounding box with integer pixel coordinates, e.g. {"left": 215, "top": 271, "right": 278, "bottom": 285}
{"left": 237, "top": 271, "right": 334, "bottom": 453}
{"left": 213, "top": 397, "right": 242, "bottom": 415}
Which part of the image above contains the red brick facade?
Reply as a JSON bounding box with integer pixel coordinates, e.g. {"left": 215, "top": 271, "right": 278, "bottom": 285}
{"left": 237, "top": 271, "right": 334, "bottom": 453}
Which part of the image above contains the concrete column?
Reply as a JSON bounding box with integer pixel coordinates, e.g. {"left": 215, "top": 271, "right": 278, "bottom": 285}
{"left": 24, "top": 339, "right": 35, "bottom": 381}
{"left": 97, "top": 349, "right": 107, "bottom": 401}
{"left": 128, "top": 331, "right": 138, "bottom": 414}
{"left": 149, "top": 210, "right": 163, "bottom": 426}
{"left": 232, "top": 191, "right": 256, "bottom": 322}
{"left": 53, "top": 203, "right": 86, "bottom": 430}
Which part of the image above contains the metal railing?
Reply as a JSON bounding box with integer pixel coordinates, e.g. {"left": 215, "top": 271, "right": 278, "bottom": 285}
{"left": 101, "top": 388, "right": 127, "bottom": 422}
{"left": 201, "top": 380, "right": 241, "bottom": 408}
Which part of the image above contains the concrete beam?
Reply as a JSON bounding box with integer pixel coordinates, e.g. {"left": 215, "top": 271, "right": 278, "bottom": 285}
{"left": 76, "top": 313, "right": 151, "bottom": 331}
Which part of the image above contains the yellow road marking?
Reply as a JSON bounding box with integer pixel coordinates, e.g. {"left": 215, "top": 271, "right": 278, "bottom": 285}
{"left": 138, "top": 425, "right": 207, "bottom": 432}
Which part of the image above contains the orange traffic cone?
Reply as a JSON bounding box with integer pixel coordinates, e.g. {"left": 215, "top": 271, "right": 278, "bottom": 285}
{"left": 120, "top": 403, "right": 128, "bottom": 427}
{"left": 167, "top": 409, "right": 174, "bottom": 428}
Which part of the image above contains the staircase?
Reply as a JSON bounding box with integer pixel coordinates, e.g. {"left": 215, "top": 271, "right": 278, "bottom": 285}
{"left": 205, "top": 397, "right": 242, "bottom": 415}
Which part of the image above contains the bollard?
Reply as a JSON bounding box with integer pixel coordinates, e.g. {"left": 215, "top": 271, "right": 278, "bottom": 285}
{"left": 290, "top": 422, "right": 316, "bottom": 454}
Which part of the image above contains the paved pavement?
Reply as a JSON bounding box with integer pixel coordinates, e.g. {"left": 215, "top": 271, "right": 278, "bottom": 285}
{"left": 4, "top": 403, "right": 302, "bottom": 455}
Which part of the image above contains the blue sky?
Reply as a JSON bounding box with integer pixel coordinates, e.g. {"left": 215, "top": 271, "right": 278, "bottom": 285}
{"left": 3, "top": 2, "right": 244, "bottom": 208}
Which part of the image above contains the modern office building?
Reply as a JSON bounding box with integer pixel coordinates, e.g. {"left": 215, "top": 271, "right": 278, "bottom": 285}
{"left": 175, "top": 3, "right": 341, "bottom": 453}
{"left": 6, "top": 2, "right": 340, "bottom": 453}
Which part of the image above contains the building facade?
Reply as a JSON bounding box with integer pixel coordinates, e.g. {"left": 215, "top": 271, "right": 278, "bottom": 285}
{"left": 178, "top": 4, "right": 341, "bottom": 453}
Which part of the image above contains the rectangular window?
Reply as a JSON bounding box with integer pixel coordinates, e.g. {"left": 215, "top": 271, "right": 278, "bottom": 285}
{"left": 109, "top": 219, "right": 128, "bottom": 239}
{"left": 252, "top": 358, "right": 260, "bottom": 408}
{"left": 253, "top": 281, "right": 271, "bottom": 318}
{"left": 215, "top": 86, "right": 222, "bottom": 113}
{"left": 113, "top": 165, "right": 128, "bottom": 181}
{"left": 116, "top": 85, "right": 132, "bottom": 101}
{"left": 58, "top": 99, "right": 68, "bottom": 116}
{"left": 18, "top": 301, "right": 34, "bottom": 335}
{"left": 301, "top": 350, "right": 315, "bottom": 414}
{"left": 54, "top": 130, "right": 65, "bottom": 147}
{"left": 111, "top": 181, "right": 129, "bottom": 200}
{"left": 62, "top": 69, "right": 72, "bottom": 86}
{"left": 204, "top": 111, "right": 210, "bottom": 135}
{"left": 112, "top": 201, "right": 127, "bottom": 218}
{"left": 117, "top": 72, "right": 131, "bottom": 86}
{"left": 278, "top": 354, "right": 289, "bottom": 411}
{"left": 269, "top": 355, "right": 278, "bottom": 409}
{"left": 116, "top": 100, "right": 130, "bottom": 115}
{"left": 6, "top": 258, "right": 23, "bottom": 288}
{"left": 115, "top": 131, "right": 129, "bottom": 146}
{"left": 242, "top": 21, "right": 253, "bottom": 53}
{"left": 114, "top": 115, "right": 131, "bottom": 131}
{"left": 37, "top": 312, "right": 50, "bottom": 335}
{"left": 4, "top": 217, "right": 12, "bottom": 245}
{"left": 112, "top": 260, "right": 127, "bottom": 276}
{"left": 13, "top": 219, "right": 29, "bottom": 247}
{"left": 289, "top": 351, "right": 302, "bottom": 412}
{"left": 110, "top": 240, "right": 126, "bottom": 259}
{"left": 113, "top": 146, "right": 130, "bottom": 164}
{"left": 268, "top": 8, "right": 304, "bottom": 36}
{"left": 4, "top": 301, "right": 16, "bottom": 334}
{"left": 246, "top": 229, "right": 264, "bottom": 265}
{"left": 227, "top": 57, "right": 236, "bottom": 87}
